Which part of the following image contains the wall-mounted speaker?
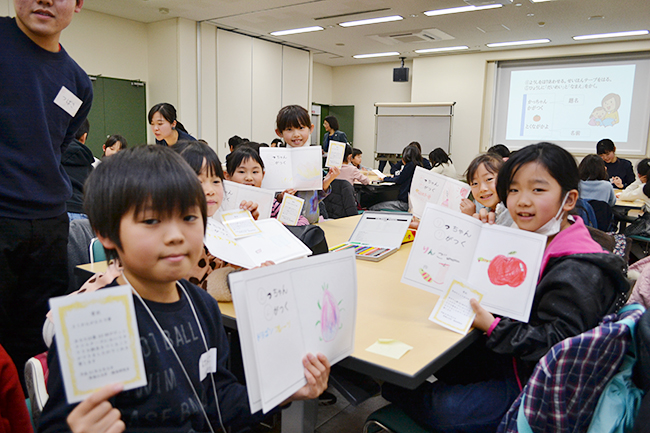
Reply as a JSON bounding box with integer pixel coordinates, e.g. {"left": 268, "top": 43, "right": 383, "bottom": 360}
{"left": 393, "top": 67, "right": 409, "bottom": 82}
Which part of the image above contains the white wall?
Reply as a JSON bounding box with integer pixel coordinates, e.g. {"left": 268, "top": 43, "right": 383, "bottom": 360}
{"left": 0, "top": 0, "right": 12, "bottom": 16}
{"left": 312, "top": 62, "right": 333, "bottom": 105}
{"left": 330, "top": 61, "right": 413, "bottom": 168}
{"left": 61, "top": 10, "right": 148, "bottom": 82}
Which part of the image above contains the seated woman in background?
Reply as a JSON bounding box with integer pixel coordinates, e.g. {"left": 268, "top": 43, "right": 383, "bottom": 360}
{"left": 148, "top": 102, "right": 196, "bottom": 146}
{"left": 617, "top": 158, "right": 650, "bottom": 211}
{"left": 577, "top": 154, "right": 616, "bottom": 206}
{"left": 370, "top": 145, "right": 422, "bottom": 212}
{"left": 429, "top": 148, "right": 458, "bottom": 179}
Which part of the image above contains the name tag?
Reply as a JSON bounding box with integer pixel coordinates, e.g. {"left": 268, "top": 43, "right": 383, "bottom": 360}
{"left": 54, "top": 86, "right": 82, "bottom": 117}
{"left": 199, "top": 347, "right": 217, "bottom": 381}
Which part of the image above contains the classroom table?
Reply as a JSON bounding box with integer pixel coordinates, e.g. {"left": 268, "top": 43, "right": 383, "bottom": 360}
{"left": 75, "top": 217, "right": 479, "bottom": 431}
{"left": 317, "top": 215, "right": 479, "bottom": 389}
{"left": 613, "top": 198, "right": 645, "bottom": 232}
{"left": 76, "top": 218, "right": 478, "bottom": 388}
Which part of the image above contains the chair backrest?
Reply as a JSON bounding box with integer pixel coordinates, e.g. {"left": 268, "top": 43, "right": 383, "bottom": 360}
{"left": 68, "top": 218, "right": 96, "bottom": 292}
{"left": 574, "top": 198, "right": 598, "bottom": 229}
{"left": 323, "top": 179, "right": 358, "bottom": 219}
{"left": 498, "top": 305, "right": 646, "bottom": 433}
{"left": 89, "top": 238, "right": 107, "bottom": 263}
{"left": 588, "top": 199, "right": 616, "bottom": 232}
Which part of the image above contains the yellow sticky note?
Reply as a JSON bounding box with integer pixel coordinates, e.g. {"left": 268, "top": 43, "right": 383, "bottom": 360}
{"left": 366, "top": 339, "right": 413, "bottom": 359}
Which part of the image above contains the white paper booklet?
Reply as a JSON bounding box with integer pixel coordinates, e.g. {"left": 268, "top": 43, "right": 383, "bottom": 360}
{"left": 402, "top": 203, "right": 546, "bottom": 322}
{"left": 325, "top": 140, "right": 346, "bottom": 168}
{"left": 204, "top": 218, "right": 312, "bottom": 269}
{"left": 49, "top": 286, "right": 147, "bottom": 403}
{"left": 409, "top": 166, "right": 471, "bottom": 218}
{"left": 230, "top": 250, "right": 357, "bottom": 413}
{"left": 260, "top": 147, "right": 323, "bottom": 191}
{"left": 220, "top": 180, "right": 274, "bottom": 220}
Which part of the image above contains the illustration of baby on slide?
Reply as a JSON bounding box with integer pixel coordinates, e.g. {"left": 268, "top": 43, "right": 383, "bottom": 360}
{"left": 588, "top": 92, "right": 621, "bottom": 127}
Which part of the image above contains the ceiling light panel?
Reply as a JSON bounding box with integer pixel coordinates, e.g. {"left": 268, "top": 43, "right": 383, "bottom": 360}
{"left": 339, "top": 15, "right": 403, "bottom": 27}
{"left": 270, "top": 26, "right": 324, "bottom": 36}
{"left": 353, "top": 51, "right": 400, "bottom": 59}
{"left": 415, "top": 46, "right": 470, "bottom": 53}
{"left": 424, "top": 4, "right": 502, "bottom": 17}
{"left": 486, "top": 38, "right": 550, "bottom": 47}
{"left": 573, "top": 30, "right": 649, "bottom": 40}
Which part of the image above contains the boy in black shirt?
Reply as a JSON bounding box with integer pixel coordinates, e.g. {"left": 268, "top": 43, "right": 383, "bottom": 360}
{"left": 597, "top": 138, "right": 635, "bottom": 188}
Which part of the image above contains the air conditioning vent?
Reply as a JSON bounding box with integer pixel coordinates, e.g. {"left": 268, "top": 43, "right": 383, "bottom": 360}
{"left": 368, "top": 28, "right": 454, "bottom": 46}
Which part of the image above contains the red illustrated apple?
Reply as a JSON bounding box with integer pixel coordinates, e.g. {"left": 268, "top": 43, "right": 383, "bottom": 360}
{"left": 486, "top": 254, "right": 527, "bottom": 287}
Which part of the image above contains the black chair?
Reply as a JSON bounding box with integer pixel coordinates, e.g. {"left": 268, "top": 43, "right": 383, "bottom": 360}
{"left": 323, "top": 179, "right": 358, "bottom": 219}
{"left": 588, "top": 199, "right": 617, "bottom": 232}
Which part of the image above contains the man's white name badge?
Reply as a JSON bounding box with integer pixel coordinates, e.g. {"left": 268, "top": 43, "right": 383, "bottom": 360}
{"left": 54, "top": 86, "right": 82, "bottom": 117}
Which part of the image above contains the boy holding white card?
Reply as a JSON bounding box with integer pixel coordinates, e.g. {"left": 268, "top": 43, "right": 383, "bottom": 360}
{"left": 39, "top": 146, "right": 330, "bottom": 433}
{"left": 0, "top": 0, "right": 93, "bottom": 390}
{"left": 274, "top": 105, "right": 340, "bottom": 223}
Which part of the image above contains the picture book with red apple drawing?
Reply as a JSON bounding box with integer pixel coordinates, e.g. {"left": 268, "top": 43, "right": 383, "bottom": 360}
{"left": 401, "top": 203, "right": 546, "bottom": 322}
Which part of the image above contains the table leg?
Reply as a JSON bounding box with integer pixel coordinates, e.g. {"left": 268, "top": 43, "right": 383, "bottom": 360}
{"left": 281, "top": 399, "right": 318, "bottom": 433}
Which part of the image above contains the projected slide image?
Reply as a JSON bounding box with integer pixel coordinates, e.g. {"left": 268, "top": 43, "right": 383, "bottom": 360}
{"left": 505, "top": 65, "right": 635, "bottom": 143}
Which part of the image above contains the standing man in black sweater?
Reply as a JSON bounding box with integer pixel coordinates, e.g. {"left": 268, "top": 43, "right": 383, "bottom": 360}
{"left": 0, "top": 0, "right": 93, "bottom": 390}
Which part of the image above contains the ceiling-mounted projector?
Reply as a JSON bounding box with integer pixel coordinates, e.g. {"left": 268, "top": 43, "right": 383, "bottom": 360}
{"left": 464, "top": 0, "right": 513, "bottom": 5}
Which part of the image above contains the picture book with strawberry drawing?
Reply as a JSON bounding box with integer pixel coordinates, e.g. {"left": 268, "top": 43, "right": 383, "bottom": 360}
{"left": 402, "top": 203, "right": 546, "bottom": 322}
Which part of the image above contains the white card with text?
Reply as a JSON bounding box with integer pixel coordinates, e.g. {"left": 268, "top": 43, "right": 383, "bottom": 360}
{"left": 49, "top": 286, "right": 147, "bottom": 404}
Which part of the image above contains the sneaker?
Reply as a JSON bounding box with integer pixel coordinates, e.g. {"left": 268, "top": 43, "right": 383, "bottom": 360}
{"left": 24, "top": 353, "right": 49, "bottom": 426}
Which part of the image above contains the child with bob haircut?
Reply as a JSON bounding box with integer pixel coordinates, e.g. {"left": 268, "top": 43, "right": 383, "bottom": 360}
{"left": 173, "top": 140, "right": 262, "bottom": 300}
{"left": 275, "top": 105, "right": 340, "bottom": 223}
{"left": 383, "top": 142, "right": 629, "bottom": 433}
{"left": 577, "top": 154, "right": 616, "bottom": 206}
{"left": 226, "top": 145, "right": 309, "bottom": 226}
{"left": 38, "top": 145, "right": 330, "bottom": 433}
{"left": 460, "top": 153, "right": 513, "bottom": 226}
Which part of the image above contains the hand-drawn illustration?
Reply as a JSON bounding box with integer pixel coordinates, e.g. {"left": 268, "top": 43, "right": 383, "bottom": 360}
{"left": 419, "top": 268, "right": 432, "bottom": 283}
{"left": 478, "top": 252, "right": 527, "bottom": 287}
{"left": 433, "top": 263, "right": 450, "bottom": 284}
{"left": 315, "top": 284, "right": 342, "bottom": 342}
{"left": 601, "top": 92, "right": 620, "bottom": 127}
{"left": 588, "top": 106, "right": 606, "bottom": 126}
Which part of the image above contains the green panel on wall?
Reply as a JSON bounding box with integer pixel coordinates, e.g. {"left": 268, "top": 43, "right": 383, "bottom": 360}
{"left": 86, "top": 77, "right": 105, "bottom": 158}
{"left": 328, "top": 105, "right": 354, "bottom": 145}
{"left": 85, "top": 76, "right": 147, "bottom": 158}
{"left": 102, "top": 77, "right": 147, "bottom": 148}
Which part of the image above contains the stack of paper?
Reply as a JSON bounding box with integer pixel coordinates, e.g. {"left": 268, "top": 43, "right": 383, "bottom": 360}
{"left": 204, "top": 218, "right": 312, "bottom": 269}
{"left": 229, "top": 251, "right": 357, "bottom": 413}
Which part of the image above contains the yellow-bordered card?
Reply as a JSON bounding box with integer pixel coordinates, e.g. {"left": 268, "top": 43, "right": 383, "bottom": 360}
{"left": 221, "top": 209, "right": 262, "bottom": 238}
{"left": 428, "top": 279, "right": 483, "bottom": 335}
{"left": 49, "top": 285, "right": 147, "bottom": 403}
